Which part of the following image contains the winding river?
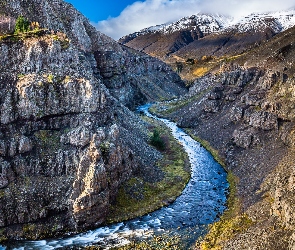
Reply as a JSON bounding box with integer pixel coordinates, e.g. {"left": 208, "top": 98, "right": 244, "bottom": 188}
{"left": 0, "top": 104, "right": 228, "bottom": 249}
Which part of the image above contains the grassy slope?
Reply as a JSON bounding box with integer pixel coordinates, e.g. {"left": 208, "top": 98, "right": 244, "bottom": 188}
{"left": 107, "top": 115, "right": 190, "bottom": 224}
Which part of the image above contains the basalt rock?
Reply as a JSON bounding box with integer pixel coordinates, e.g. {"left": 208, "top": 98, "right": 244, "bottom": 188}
{"left": 0, "top": 34, "right": 152, "bottom": 240}
{"left": 94, "top": 47, "right": 186, "bottom": 109}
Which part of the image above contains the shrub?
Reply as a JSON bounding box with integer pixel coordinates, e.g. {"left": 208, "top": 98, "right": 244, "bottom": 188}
{"left": 47, "top": 74, "right": 54, "bottom": 83}
{"left": 186, "top": 58, "right": 195, "bottom": 65}
{"left": 176, "top": 62, "right": 183, "bottom": 73}
{"left": 150, "top": 129, "right": 165, "bottom": 150}
{"left": 14, "top": 16, "right": 30, "bottom": 34}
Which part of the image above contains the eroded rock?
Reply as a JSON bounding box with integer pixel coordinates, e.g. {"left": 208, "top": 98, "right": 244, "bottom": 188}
{"left": 232, "top": 126, "right": 260, "bottom": 149}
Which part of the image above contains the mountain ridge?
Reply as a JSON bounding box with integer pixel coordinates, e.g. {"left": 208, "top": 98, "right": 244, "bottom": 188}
{"left": 119, "top": 9, "right": 295, "bottom": 68}
{"left": 120, "top": 9, "right": 295, "bottom": 42}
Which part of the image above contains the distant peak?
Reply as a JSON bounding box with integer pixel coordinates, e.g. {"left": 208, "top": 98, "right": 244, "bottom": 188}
{"left": 120, "top": 9, "right": 295, "bottom": 42}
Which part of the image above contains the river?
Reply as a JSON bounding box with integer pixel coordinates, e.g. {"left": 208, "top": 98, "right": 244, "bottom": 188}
{"left": 0, "top": 104, "right": 228, "bottom": 249}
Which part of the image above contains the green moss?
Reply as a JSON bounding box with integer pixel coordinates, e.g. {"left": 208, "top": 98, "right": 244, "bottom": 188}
{"left": 47, "top": 74, "right": 54, "bottom": 83}
{"left": 0, "top": 29, "right": 48, "bottom": 43}
{"left": 0, "top": 228, "right": 7, "bottom": 242}
{"left": 100, "top": 141, "right": 111, "bottom": 157}
{"left": 107, "top": 117, "right": 190, "bottom": 224}
{"left": 200, "top": 213, "right": 253, "bottom": 250}
{"left": 22, "top": 223, "right": 37, "bottom": 239}
{"left": 17, "top": 73, "right": 25, "bottom": 79}
{"left": 0, "top": 190, "right": 5, "bottom": 198}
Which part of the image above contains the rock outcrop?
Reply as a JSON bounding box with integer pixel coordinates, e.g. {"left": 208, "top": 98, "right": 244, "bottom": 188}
{"left": 94, "top": 46, "right": 186, "bottom": 109}
{"left": 0, "top": 0, "right": 186, "bottom": 241}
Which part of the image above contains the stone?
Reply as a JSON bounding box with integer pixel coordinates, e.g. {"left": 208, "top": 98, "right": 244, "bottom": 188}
{"left": 203, "top": 100, "right": 220, "bottom": 113}
{"left": 229, "top": 106, "right": 244, "bottom": 122}
{"left": 208, "top": 91, "right": 222, "bottom": 100}
{"left": 67, "top": 126, "right": 91, "bottom": 147}
{"left": 232, "top": 127, "right": 254, "bottom": 149}
{"left": 18, "top": 136, "right": 33, "bottom": 154}
{"left": 249, "top": 111, "right": 278, "bottom": 130}
{"left": 0, "top": 140, "right": 7, "bottom": 156}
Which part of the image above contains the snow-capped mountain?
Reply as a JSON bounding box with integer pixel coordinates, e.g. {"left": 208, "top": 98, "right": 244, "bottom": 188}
{"left": 120, "top": 14, "right": 233, "bottom": 43}
{"left": 121, "top": 9, "right": 295, "bottom": 43}
{"left": 119, "top": 9, "right": 295, "bottom": 61}
{"left": 140, "top": 14, "right": 232, "bottom": 36}
{"left": 230, "top": 9, "right": 295, "bottom": 33}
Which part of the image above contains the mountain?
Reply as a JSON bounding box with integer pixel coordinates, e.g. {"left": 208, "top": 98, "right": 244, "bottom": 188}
{"left": 1, "top": 0, "right": 295, "bottom": 248}
{"left": 119, "top": 9, "right": 295, "bottom": 68}
{"left": 121, "top": 13, "right": 232, "bottom": 41}
{"left": 119, "top": 13, "right": 232, "bottom": 58}
{"left": 0, "top": 0, "right": 186, "bottom": 241}
{"left": 151, "top": 21, "right": 295, "bottom": 250}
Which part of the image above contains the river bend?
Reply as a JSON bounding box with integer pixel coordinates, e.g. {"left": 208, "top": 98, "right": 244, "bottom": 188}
{"left": 1, "top": 104, "right": 228, "bottom": 249}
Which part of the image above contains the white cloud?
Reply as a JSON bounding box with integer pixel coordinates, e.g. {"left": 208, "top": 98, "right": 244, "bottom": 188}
{"left": 94, "top": 0, "right": 295, "bottom": 40}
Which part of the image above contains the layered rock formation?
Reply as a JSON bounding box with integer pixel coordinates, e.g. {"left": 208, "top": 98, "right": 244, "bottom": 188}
{"left": 0, "top": 0, "right": 186, "bottom": 109}
{"left": 0, "top": 0, "right": 186, "bottom": 241}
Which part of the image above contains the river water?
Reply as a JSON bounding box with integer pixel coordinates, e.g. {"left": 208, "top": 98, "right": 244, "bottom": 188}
{"left": 1, "top": 104, "right": 228, "bottom": 249}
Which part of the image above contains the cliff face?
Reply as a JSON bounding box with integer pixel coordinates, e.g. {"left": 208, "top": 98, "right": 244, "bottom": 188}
{"left": 0, "top": 0, "right": 186, "bottom": 109}
{"left": 0, "top": 0, "right": 186, "bottom": 240}
{"left": 153, "top": 26, "right": 295, "bottom": 249}
{"left": 94, "top": 46, "right": 185, "bottom": 109}
{"left": 0, "top": 31, "right": 154, "bottom": 240}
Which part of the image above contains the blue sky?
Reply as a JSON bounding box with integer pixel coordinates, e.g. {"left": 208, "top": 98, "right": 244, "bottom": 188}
{"left": 65, "top": 0, "right": 138, "bottom": 22}
{"left": 66, "top": 0, "right": 295, "bottom": 40}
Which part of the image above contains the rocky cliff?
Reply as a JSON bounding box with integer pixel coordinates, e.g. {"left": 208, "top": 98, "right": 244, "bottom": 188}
{"left": 0, "top": 0, "right": 186, "bottom": 241}
{"left": 0, "top": 0, "right": 186, "bottom": 109}
{"left": 152, "top": 25, "right": 295, "bottom": 249}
